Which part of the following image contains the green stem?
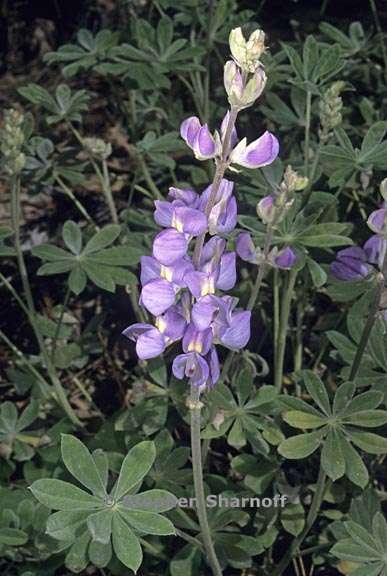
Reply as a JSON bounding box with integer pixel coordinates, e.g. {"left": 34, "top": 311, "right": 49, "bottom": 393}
{"left": 176, "top": 528, "right": 204, "bottom": 552}
{"left": 272, "top": 467, "right": 327, "bottom": 576}
{"left": 294, "top": 294, "right": 304, "bottom": 372}
{"left": 11, "top": 176, "right": 81, "bottom": 425}
{"left": 101, "top": 159, "right": 119, "bottom": 224}
{"left": 137, "top": 155, "right": 163, "bottom": 200}
{"left": 51, "top": 286, "right": 71, "bottom": 359}
{"left": 189, "top": 385, "right": 222, "bottom": 576}
{"left": 349, "top": 267, "right": 386, "bottom": 381}
{"left": 369, "top": 0, "right": 387, "bottom": 82}
{"left": 304, "top": 90, "right": 312, "bottom": 177}
{"left": 273, "top": 269, "right": 280, "bottom": 368}
{"left": 54, "top": 174, "right": 97, "bottom": 228}
{"left": 274, "top": 268, "right": 298, "bottom": 390}
{"left": 247, "top": 221, "right": 275, "bottom": 311}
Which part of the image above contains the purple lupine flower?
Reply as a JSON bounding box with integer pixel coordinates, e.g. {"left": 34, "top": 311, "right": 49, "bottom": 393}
{"left": 200, "top": 179, "right": 237, "bottom": 234}
{"left": 154, "top": 202, "right": 207, "bottom": 235}
{"left": 364, "top": 235, "right": 387, "bottom": 269}
{"left": 330, "top": 247, "right": 370, "bottom": 281}
{"left": 271, "top": 246, "right": 297, "bottom": 270}
{"left": 172, "top": 352, "right": 209, "bottom": 387}
{"left": 180, "top": 116, "right": 218, "bottom": 160}
{"left": 236, "top": 232, "right": 258, "bottom": 263}
{"left": 140, "top": 278, "right": 177, "bottom": 315}
{"left": 230, "top": 131, "right": 279, "bottom": 168}
{"left": 140, "top": 256, "right": 194, "bottom": 287}
{"left": 367, "top": 208, "right": 387, "bottom": 236}
{"left": 122, "top": 323, "right": 166, "bottom": 360}
{"left": 153, "top": 229, "right": 189, "bottom": 265}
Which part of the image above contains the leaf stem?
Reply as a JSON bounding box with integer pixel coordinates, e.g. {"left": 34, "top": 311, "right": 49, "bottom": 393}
{"left": 272, "top": 466, "right": 327, "bottom": 576}
{"left": 10, "top": 175, "right": 81, "bottom": 425}
{"left": 189, "top": 384, "right": 222, "bottom": 576}
{"left": 54, "top": 174, "right": 97, "bottom": 229}
{"left": 349, "top": 266, "right": 386, "bottom": 381}
{"left": 274, "top": 268, "right": 298, "bottom": 390}
{"left": 304, "top": 90, "right": 312, "bottom": 177}
{"left": 51, "top": 285, "right": 71, "bottom": 359}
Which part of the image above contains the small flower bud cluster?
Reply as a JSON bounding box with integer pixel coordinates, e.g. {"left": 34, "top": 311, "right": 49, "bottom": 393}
{"left": 319, "top": 81, "right": 345, "bottom": 142}
{"left": 236, "top": 166, "right": 305, "bottom": 270}
{"left": 224, "top": 28, "right": 267, "bottom": 111}
{"left": 1, "top": 109, "right": 26, "bottom": 175}
{"left": 83, "top": 137, "right": 112, "bottom": 160}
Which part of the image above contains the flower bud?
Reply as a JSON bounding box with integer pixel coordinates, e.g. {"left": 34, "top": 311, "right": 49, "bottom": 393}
{"left": 257, "top": 195, "right": 276, "bottom": 224}
{"left": 229, "top": 27, "right": 266, "bottom": 73}
{"left": 83, "top": 137, "right": 112, "bottom": 159}
{"left": 283, "top": 165, "right": 308, "bottom": 193}
{"left": 367, "top": 208, "right": 387, "bottom": 236}
{"left": 224, "top": 61, "right": 266, "bottom": 109}
{"left": 230, "top": 132, "right": 279, "bottom": 169}
{"left": 270, "top": 246, "right": 297, "bottom": 269}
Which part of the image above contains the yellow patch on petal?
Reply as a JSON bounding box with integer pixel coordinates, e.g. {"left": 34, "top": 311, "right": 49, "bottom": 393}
{"left": 201, "top": 277, "right": 215, "bottom": 296}
{"left": 160, "top": 265, "right": 173, "bottom": 282}
{"left": 187, "top": 341, "right": 203, "bottom": 353}
{"left": 172, "top": 213, "right": 184, "bottom": 233}
{"left": 155, "top": 317, "right": 167, "bottom": 333}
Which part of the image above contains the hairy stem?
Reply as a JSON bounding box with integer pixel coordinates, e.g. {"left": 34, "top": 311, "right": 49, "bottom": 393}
{"left": 189, "top": 385, "right": 222, "bottom": 576}
{"left": 304, "top": 90, "right": 312, "bottom": 177}
{"left": 272, "top": 467, "right": 327, "bottom": 576}
{"left": 274, "top": 268, "right": 298, "bottom": 390}
{"left": 101, "top": 159, "right": 119, "bottom": 224}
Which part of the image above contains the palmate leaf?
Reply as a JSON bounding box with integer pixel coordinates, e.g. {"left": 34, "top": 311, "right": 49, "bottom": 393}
{"left": 331, "top": 513, "right": 387, "bottom": 575}
{"left": 30, "top": 435, "right": 176, "bottom": 573}
{"left": 32, "top": 222, "right": 141, "bottom": 294}
{"left": 278, "top": 375, "right": 387, "bottom": 486}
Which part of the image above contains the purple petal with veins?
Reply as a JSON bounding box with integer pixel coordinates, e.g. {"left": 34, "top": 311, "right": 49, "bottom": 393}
{"left": 140, "top": 256, "right": 161, "bottom": 286}
{"left": 154, "top": 201, "right": 174, "bottom": 227}
{"left": 219, "top": 310, "right": 251, "bottom": 350}
{"left": 191, "top": 295, "right": 220, "bottom": 330}
{"left": 173, "top": 206, "right": 207, "bottom": 235}
{"left": 236, "top": 232, "right": 257, "bottom": 263}
{"left": 217, "top": 251, "right": 236, "bottom": 290}
{"left": 140, "top": 278, "right": 176, "bottom": 315}
{"left": 122, "top": 323, "right": 166, "bottom": 360}
{"left": 273, "top": 247, "right": 297, "bottom": 269}
{"left": 364, "top": 235, "right": 387, "bottom": 269}
{"left": 180, "top": 116, "right": 201, "bottom": 148}
{"left": 153, "top": 228, "right": 188, "bottom": 265}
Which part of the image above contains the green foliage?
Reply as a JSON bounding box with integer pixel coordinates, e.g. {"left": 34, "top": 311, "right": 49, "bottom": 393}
{"left": 32, "top": 222, "right": 140, "bottom": 294}
{"left": 30, "top": 435, "right": 176, "bottom": 572}
{"left": 278, "top": 372, "right": 387, "bottom": 487}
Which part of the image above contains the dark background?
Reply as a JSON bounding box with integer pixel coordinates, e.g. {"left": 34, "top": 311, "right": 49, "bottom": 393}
{"left": 1, "top": 0, "right": 386, "bottom": 75}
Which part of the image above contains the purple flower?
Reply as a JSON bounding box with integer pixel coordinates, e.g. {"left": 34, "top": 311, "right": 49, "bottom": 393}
{"left": 140, "top": 256, "right": 193, "bottom": 287}
{"left": 123, "top": 323, "right": 166, "bottom": 360}
{"left": 218, "top": 310, "right": 251, "bottom": 350}
{"left": 172, "top": 352, "right": 209, "bottom": 387}
{"left": 153, "top": 228, "right": 188, "bottom": 265}
{"left": 183, "top": 324, "right": 213, "bottom": 355}
{"left": 271, "top": 246, "right": 297, "bottom": 270}
{"left": 154, "top": 202, "right": 207, "bottom": 236}
{"left": 367, "top": 208, "right": 387, "bottom": 235}
{"left": 200, "top": 179, "right": 237, "bottom": 235}
{"left": 364, "top": 235, "right": 387, "bottom": 269}
{"left": 330, "top": 247, "right": 370, "bottom": 281}
{"left": 140, "top": 278, "right": 177, "bottom": 315}
{"left": 230, "top": 132, "right": 279, "bottom": 169}
{"left": 180, "top": 116, "right": 219, "bottom": 160}
{"left": 236, "top": 232, "right": 258, "bottom": 263}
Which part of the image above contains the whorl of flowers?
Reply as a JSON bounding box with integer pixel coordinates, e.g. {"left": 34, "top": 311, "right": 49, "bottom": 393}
{"left": 123, "top": 27, "right": 280, "bottom": 390}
